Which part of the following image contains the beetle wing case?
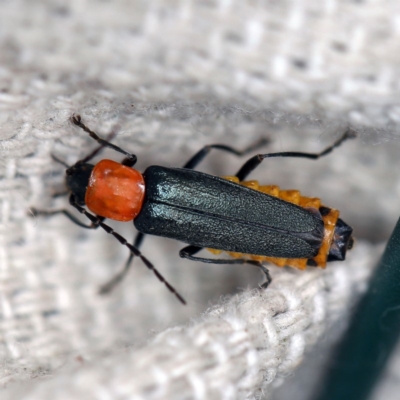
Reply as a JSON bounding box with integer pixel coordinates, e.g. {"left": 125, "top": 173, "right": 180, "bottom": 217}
{"left": 134, "top": 166, "right": 324, "bottom": 258}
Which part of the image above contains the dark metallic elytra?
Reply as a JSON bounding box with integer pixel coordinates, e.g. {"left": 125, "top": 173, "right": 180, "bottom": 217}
{"left": 31, "top": 115, "right": 355, "bottom": 304}
{"left": 135, "top": 166, "right": 325, "bottom": 258}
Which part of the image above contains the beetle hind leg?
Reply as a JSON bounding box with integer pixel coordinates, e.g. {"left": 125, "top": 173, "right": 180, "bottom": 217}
{"left": 182, "top": 137, "right": 270, "bottom": 170}
{"left": 180, "top": 245, "right": 272, "bottom": 289}
{"left": 235, "top": 128, "right": 356, "bottom": 181}
{"left": 258, "top": 264, "right": 272, "bottom": 289}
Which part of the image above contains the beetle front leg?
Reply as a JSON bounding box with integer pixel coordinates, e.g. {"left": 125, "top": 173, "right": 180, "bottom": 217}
{"left": 30, "top": 207, "right": 104, "bottom": 229}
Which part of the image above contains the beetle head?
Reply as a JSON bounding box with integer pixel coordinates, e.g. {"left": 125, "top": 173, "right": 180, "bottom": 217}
{"left": 65, "top": 162, "right": 94, "bottom": 205}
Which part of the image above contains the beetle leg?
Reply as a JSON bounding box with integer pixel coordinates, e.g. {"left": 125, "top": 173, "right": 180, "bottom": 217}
{"left": 235, "top": 128, "right": 356, "bottom": 181}
{"left": 258, "top": 264, "right": 272, "bottom": 289}
{"left": 30, "top": 207, "right": 104, "bottom": 229}
{"left": 71, "top": 115, "right": 137, "bottom": 166}
{"left": 182, "top": 137, "right": 270, "bottom": 170}
{"left": 99, "top": 232, "right": 145, "bottom": 294}
{"left": 180, "top": 245, "right": 272, "bottom": 288}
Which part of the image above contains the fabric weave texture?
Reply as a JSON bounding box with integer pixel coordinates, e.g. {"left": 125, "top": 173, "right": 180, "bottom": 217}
{"left": 0, "top": 1, "right": 399, "bottom": 399}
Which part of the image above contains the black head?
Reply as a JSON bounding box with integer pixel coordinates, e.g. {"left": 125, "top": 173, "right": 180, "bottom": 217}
{"left": 327, "top": 218, "right": 354, "bottom": 261}
{"left": 65, "top": 162, "right": 94, "bottom": 205}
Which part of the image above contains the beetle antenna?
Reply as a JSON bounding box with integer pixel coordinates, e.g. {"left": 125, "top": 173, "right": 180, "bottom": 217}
{"left": 69, "top": 195, "right": 186, "bottom": 305}
{"left": 51, "top": 154, "right": 69, "bottom": 168}
{"left": 71, "top": 114, "right": 137, "bottom": 165}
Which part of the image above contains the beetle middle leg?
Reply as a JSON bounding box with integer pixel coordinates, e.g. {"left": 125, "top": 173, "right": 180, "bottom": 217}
{"left": 98, "top": 232, "right": 145, "bottom": 294}
{"left": 180, "top": 245, "right": 272, "bottom": 289}
{"left": 235, "top": 128, "right": 356, "bottom": 181}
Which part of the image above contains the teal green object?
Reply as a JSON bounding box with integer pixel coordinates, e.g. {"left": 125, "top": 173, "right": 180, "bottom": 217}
{"left": 313, "top": 218, "right": 400, "bottom": 400}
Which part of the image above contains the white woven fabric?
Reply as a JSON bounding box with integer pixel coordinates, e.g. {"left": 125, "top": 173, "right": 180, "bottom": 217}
{"left": 0, "top": 0, "right": 399, "bottom": 399}
{"left": 1, "top": 243, "right": 377, "bottom": 400}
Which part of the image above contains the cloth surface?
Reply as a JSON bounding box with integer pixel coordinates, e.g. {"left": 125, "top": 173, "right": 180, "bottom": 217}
{"left": 0, "top": 0, "right": 400, "bottom": 399}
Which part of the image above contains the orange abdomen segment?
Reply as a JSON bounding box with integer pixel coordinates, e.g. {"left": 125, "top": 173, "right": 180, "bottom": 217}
{"left": 85, "top": 159, "right": 145, "bottom": 222}
{"left": 208, "top": 176, "right": 339, "bottom": 270}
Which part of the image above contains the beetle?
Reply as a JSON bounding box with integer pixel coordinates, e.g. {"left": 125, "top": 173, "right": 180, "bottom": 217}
{"left": 33, "top": 115, "right": 355, "bottom": 304}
